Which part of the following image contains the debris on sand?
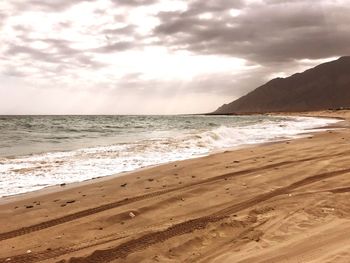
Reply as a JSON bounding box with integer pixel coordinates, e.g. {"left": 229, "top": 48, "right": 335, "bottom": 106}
{"left": 129, "top": 212, "right": 136, "bottom": 218}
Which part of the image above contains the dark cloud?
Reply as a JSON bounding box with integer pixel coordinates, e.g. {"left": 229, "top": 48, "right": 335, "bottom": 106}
{"left": 93, "top": 41, "right": 136, "bottom": 53}
{"left": 6, "top": 45, "right": 62, "bottom": 64}
{"left": 154, "top": 0, "right": 350, "bottom": 64}
{"left": 4, "top": 36, "right": 105, "bottom": 79}
{"left": 187, "top": 0, "right": 244, "bottom": 14}
{"left": 5, "top": 29, "right": 81, "bottom": 66}
{"left": 11, "top": 0, "right": 93, "bottom": 12}
{"left": 103, "top": 25, "right": 136, "bottom": 36}
{"left": 13, "top": 0, "right": 158, "bottom": 12}
{"left": 101, "top": 25, "right": 143, "bottom": 50}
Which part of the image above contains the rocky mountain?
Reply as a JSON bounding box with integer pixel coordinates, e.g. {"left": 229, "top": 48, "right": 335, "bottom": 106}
{"left": 214, "top": 56, "right": 350, "bottom": 114}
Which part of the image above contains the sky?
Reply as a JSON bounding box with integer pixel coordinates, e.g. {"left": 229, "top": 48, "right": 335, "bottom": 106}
{"left": 0, "top": 0, "right": 349, "bottom": 114}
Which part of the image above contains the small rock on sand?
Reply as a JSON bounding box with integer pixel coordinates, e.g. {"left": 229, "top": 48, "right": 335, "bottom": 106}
{"left": 129, "top": 212, "right": 136, "bottom": 218}
{"left": 120, "top": 183, "right": 127, "bottom": 187}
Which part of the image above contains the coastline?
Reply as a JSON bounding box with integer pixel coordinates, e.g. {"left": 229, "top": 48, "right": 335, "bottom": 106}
{"left": 1, "top": 110, "right": 350, "bottom": 262}
{"left": 0, "top": 113, "right": 341, "bottom": 203}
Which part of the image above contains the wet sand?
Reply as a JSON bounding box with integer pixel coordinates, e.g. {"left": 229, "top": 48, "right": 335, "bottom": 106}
{"left": 1, "top": 110, "right": 350, "bottom": 263}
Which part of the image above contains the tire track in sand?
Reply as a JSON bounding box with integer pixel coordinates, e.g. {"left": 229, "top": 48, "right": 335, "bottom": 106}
{"left": 0, "top": 155, "right": 326, "bottom": 242}
{"left": 59, "top": 167, "right": 350, "bottom": 263}
{"left": 2, "top": 166, "right": 349, "bottom": 263}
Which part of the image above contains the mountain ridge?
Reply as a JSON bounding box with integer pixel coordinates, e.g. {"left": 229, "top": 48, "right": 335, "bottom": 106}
{"left": 214, "top": 56, "right": 350, "bottom": 114}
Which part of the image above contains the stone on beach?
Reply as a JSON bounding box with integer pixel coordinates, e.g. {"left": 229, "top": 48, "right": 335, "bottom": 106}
{"left": 129, "top": 212, "right": 136, "bottom": 218}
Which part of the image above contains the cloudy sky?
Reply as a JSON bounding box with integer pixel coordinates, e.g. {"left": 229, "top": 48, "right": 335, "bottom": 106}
{"left": 0, "top": 0, "right": 348, "bottom": 114}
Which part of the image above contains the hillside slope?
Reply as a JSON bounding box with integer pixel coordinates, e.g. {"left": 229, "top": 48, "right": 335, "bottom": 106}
{"left": 214, "top": 56, "right": 350, "bottom": 114}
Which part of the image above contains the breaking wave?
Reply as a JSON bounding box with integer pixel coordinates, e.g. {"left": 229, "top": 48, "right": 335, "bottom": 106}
{"left": 0, "top": 115, "right": 339, "bottom": 197}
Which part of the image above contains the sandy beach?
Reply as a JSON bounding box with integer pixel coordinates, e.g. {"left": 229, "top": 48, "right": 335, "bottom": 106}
{"left": 1, "top": 110, "right": 350, "bottom": 263}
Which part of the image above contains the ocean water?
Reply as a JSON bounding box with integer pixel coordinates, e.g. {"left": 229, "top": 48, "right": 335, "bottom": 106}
{"left": 0, "top": 115, "right": 339, "bottom": 197}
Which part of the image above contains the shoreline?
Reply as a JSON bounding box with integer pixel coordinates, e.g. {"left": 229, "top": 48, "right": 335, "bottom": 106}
{"left": 0, "top": 113, "right": 342, "bottom": 204}
{"left": 1, "top": 110, "right": 350, "bottom": 263}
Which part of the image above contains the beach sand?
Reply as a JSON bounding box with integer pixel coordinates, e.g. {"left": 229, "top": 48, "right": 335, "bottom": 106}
{"left": 1, "top": 110, "right": 350, "bottom": 263}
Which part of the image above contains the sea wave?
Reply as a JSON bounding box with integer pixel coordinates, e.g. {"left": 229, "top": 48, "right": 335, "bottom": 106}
{"left": 0, "top": 116, "right": 339, "bottom": 197}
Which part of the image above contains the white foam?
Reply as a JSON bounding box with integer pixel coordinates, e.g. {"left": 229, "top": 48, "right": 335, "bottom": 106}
{"left": 0, "top": 116, "right": 339, "bottom": 197}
